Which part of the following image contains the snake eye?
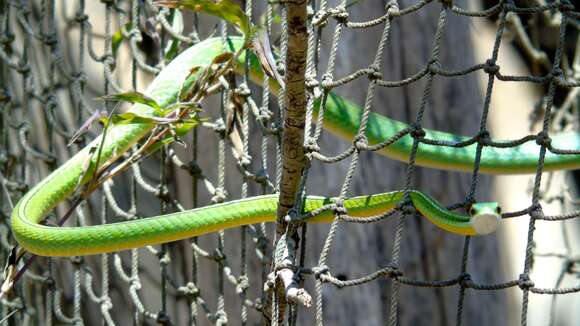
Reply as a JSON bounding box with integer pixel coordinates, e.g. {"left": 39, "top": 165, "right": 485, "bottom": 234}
{"left": 496, "top": 206, "right": 502, "bottom": 215}
{"left": 469, "top": 207, "right": 476, "bottom": 216}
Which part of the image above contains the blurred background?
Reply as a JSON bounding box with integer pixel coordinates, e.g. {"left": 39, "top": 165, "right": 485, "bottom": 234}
{"left": 0, "top": 0, "right": 578, "bottom": 325}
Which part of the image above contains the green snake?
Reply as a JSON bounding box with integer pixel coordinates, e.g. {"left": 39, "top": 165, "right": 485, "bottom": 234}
{"left": 10, "top": 36, "right": 576, "bottom": 257}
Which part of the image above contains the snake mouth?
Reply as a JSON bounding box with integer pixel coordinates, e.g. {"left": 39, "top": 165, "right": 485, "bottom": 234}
{"left": 471, "top": 213, "right": 501, "bottom": 235}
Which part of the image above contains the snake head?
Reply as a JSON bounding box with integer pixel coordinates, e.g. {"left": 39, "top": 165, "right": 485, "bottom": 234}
{"left": 468, "top": 202, "right": 501, "bottom": 235}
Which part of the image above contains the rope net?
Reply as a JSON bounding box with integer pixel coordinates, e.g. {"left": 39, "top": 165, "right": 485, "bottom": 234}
{"left": 0, "top": 0, "right": 578, "bottom": 325}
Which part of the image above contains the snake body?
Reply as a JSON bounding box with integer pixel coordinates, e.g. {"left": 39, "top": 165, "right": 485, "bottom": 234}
{"left": 11, "top": 37, "right": 574, "bottom": 257}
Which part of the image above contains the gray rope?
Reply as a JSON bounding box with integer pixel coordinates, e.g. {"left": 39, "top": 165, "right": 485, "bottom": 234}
{"left": 0, "top": 1, "right": 579, "bottom": 325}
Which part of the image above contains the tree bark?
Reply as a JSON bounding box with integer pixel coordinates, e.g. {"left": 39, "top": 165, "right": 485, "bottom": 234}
{"left": 276, "top": 0, "right": 308, "bottom": 232}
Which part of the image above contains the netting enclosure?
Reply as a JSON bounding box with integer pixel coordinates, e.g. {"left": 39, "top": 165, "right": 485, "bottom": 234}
{"left": 0, "top": 0, "right": 579, "bottom": 325}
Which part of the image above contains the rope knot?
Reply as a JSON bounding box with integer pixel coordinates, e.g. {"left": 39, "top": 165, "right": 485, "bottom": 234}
{"left": 238, "top": 153, "right": 252, "bottom": 167}
{"left": 213, "top": 249, "right": 226, "bottom": 263}
{"left": 212, "top": 118, "right": 226, "bottom": 134}
{"left": 236, "top": 276, "right": 250, "bottom": 293}
{"left": 368, "top": 64, "right": 383, "bottom": 81}
{"left": 74, "top": 72, "right": 87, "bottom": 84}
{"left": 312, "top": 9, "right": 329, "bottom": 27}
{"left": 535, "top": 131, "right": 551, "bottom": 147}
{"left": 387, "top": 264, "right": 403, "bottom": 278}
{"left": 45, "top": 94, "right": 58, "bottom": 108}
{"left": 101, "top": 297, "right": 113, "bottom": 310}
{"left": 459, "top": 272, "right": 472, "bottom": 287}
{"left": 313, "top": 265, "right": 329, "bottom": 279}
{"left": 518, "top": 273, "right": 534, "bottom": 290}
{"left": 179, "top": 282, "right": 200, "bottom": 297}
{"left": 102, "top": 54, "right": 116, "bottom": 68}
{"left": 477, "top": 130, "right": 491, "bottom": 145}
{"left": 551, "top": 67, "right": 563, "bottom": 78}
{"left": 215, "top": 311, "right": 228, "bottom": 324}
{"left": 284, "top": 209, "right": 299, "bottom": 223}
{"left": 274, "top": 260, "right": 295, "bottom": 271}
{"left": 386, "top": 2, "right": 400, "bottom": 14}
{"left": 235, "top": 84, "right": 251, "bottom": 97}
{"left": 304, "top": 137, "right": 320, "bottom": 153}
{"left": 409, "top": 123, "right": 425, "bottom": 139}
{"left": 156, "top": 311, "right": 170, "bottom": 325}
{"left": 74, "top": 13, "right": 89, "bottom": 23}
{"left": 187, "top": 161, "right": 203, "bottom": 178}
{"left": 156, "top": 186, "right": 171, "bottom": 201}
{"left": 44, "top": 276, "right": 56, "bottom": 290}
{"left": 483, "top": 59, "right": 500, "bottom": 75}
{"left": 254, "top": 167, "right": 269, "bottom": 185}
{"left": 333, "top": 199, "right": 348, "bottom": 216}
{"left": 0, "top": 33, "right": 15, "bottom": 45}
{"left": 428, "top": 60, "right": 441, "bottom": 74}
{"left": 320, "top": 73, "right": 334, "bottom": 89}
{"left": 305, "top": 75, "right": 319, "bottom": 89}
{"left": 125, "top": 213, "right": 139, "bottom": 221}
{"left": 353, "top": 135, "right": 368, "bottom": 151}
{"left": 463, "top": 196, "right": 476, "bottom": 209}
{"left": 43, "top": 34, "right": 58, "bottom": 46}
{"left": 128, "top": 28, "right": 142, "bottom": 41}
{"left": 17, "top": 62, "right": 31, "bottom": 75}
{"left": 158, "top": 253, "right": 171, "bottom": 266}
{"left": 530, "top": 207, "right": 544, "bottom": 220}
{"left": 258, "top": 108, "right": 273, "bottom": 123}
{"left": 438, "top": 0, "right": 453, "bottom": 8}
{"left": 398, "top": 201, "right": 416, "bottom": 215}
{"left": 276, "top": 62, "right": 285, "bottom": 77}
{"left": 331, "top": 6, "right": 349, "bottom": 24}
{"left": 69, "top": 256, "right": 83, "bottom": 266}
{"left": 19, "top": 122, "right": 30, "bottom": 134}
{"left": 211, "top": 188, "right": 227, "bottom": 204}
{"left": 268, "top": 121, "right": 282, "bottom": 136}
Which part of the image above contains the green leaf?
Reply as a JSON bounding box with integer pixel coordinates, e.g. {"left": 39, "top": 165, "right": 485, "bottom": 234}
{"left": 68, "top": 109, "right": 108, "bottom": 147}
{"left": 156, "top": 0, "right": 254, "bottom": 43}
{"left": 108, "top": 112, "right": 185, "bottom": 125}
{"left": 164, "top": 11, "right": 183, "bottom": 60}
{"left": 161, "top": 102, "right": 201, "bottom": 116}
{"left": 142, "top": 119, "right": 202, "bottom": 156}
{"left": 112, "top": 112, "right": 156, "bottom": 125}
{"left": 99, "top": 113, "right": 156, "bottom": 125}
{"left": 174, "top": 120, "right": 199, "bottom": 136}
{"left": 252, "top": 30, "right": 285, "bottom": 88}
{"left": 165, "top": 39, "right": 181, "bottom": 61}
{"left": 179, "top": 63, "right": 217, "bottom": 101}
{"left": 103, "top": 110, "right": 203, "bottom": 126}
{"left": 96, "top": 91, "right": 161, "bottom": 113}
{"left": 77, "top": 146, "right": 99, "bottom": 187}
{"left": 112, "top": 23, "right": 133, "bottom": 57}
{"left": 211, "top": 52, "right": 234, "bottom": 65}
{"left": 144, "top": 137, "right": 177, "bottom": 157}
